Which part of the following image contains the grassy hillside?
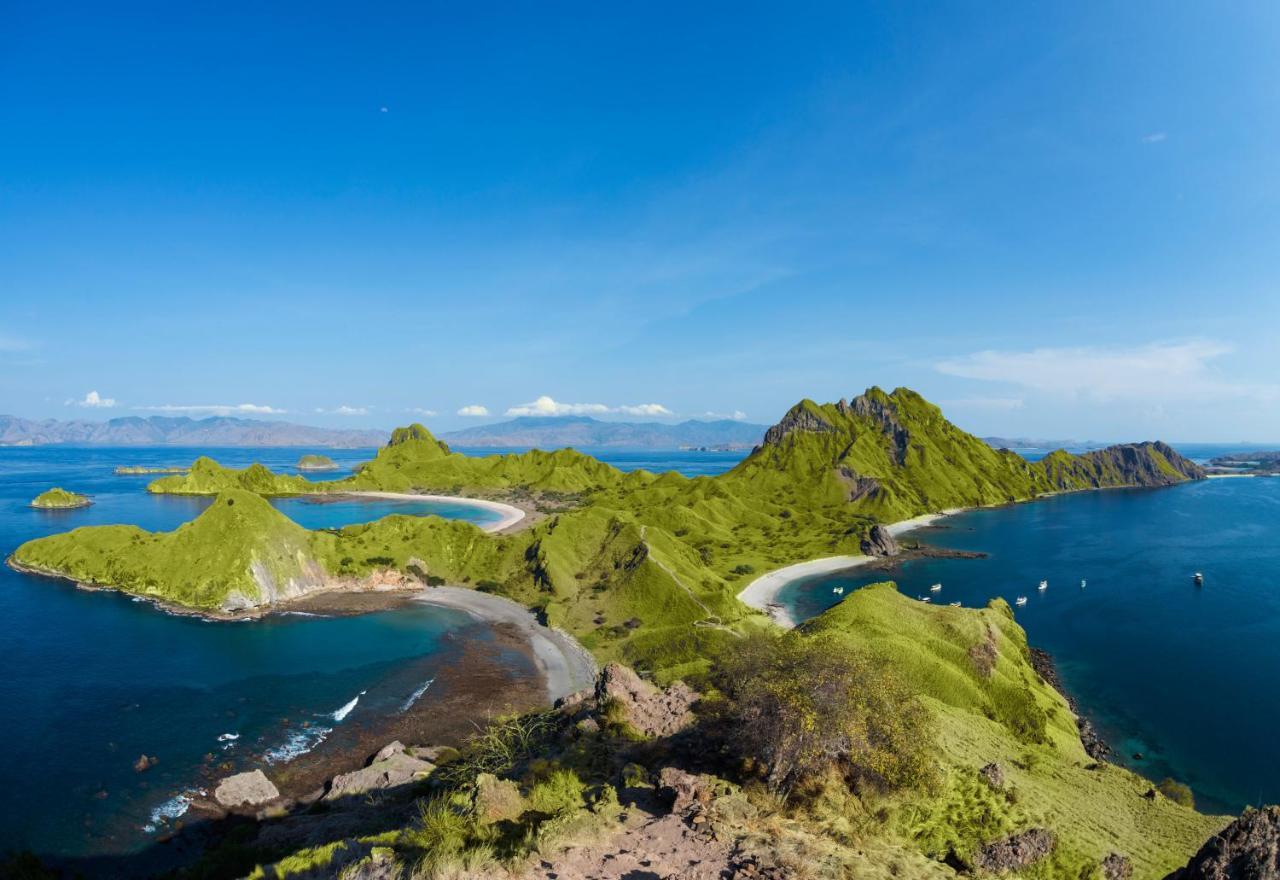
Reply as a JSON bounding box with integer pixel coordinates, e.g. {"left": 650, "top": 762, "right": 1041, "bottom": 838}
{"left": 800, "top": 584, "right": 1225, "bottom": 878}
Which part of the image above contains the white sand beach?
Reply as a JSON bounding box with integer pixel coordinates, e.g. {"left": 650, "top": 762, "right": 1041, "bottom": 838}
{"left": 737, "top": 507, "right": 969, "bottom": 628}
{"left": 342, "top": 491, "right": 526, "bottom": 532}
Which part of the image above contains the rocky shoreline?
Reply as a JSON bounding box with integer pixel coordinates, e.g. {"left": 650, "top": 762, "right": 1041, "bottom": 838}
{"left": 1029, "top": 646, "right": 1112, "bottom": 762}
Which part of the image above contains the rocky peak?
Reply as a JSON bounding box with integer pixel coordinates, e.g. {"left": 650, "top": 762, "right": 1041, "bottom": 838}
{"left": 761, "top": 401, "right": 835, "bottom": 447}
{"left": 849, "top": 390, "right": 912, "bottom": 465}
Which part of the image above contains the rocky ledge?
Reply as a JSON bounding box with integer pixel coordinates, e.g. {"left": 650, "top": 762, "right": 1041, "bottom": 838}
{"left": 1167, "top": 806, "right": 1280, "bottom": 879}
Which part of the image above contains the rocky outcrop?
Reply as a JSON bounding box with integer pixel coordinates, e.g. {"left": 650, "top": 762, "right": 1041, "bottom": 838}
{"left": 1103, "top": 852, "right": 1133, "bottom": 880}
{"left": 658, "top": 767, "right": 714, "bottom": 816}
{"left": 473, "top": 773, "right": 523, "bottom": 824}
{"left": 761, "top": 402, "right": 835, "bottom": 447}
{"left": 838, "top": 468, "right": 882, "bottom": 503}
{"left": 860, "top": 524, "right": 899, "bottom": 557}
{"left": 214, "top": 769, "right": 280, "bottom": 807}
{"left": 976, "top": 828, "right": 1056, "bottom": 873}
{"left": 850, "top": 391, "right": 912, "bottom": 465}
{"left": 1030, "top": 647, "right": 1111, "bottom": 761}
{"left": 979, "top": 762, "right": 1005, "bottom": 790}
{"left": 1167, "top": 806, "right": 1280, "bottom": 879}
{"left": 595, "top": 663, "right": 698, "bottom": 738}
{"left": 323, "top": 741, "right": 436, "bottom": 801}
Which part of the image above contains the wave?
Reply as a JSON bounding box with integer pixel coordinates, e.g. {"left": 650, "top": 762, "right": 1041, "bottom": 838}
{"left": 264, "top": 725, "right": 331, "bottom": 764}
{"left": 400, "top": 678, "right": 435, "bottom": 713}
{"left": 143, "top": 789, "right": 203, "bottom": 833}
{"left": 332, "top": 690, "right": 366, "bottom": 722}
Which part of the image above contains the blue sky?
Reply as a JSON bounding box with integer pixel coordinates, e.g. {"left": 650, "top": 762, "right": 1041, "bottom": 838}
{"left": 2, "top": 2, "right": 1278, "bottom": 440}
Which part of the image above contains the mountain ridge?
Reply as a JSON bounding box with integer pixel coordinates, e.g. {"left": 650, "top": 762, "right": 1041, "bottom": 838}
{"left": 0, "top": 414, "right": 387, "bottom": 447}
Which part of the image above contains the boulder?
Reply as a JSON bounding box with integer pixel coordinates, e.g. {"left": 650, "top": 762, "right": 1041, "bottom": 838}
{"left": 1167, "top": 806, "right": 1280, "bottom": 879}
{"left": 324, "top": 747, "right": 436, "bottom": 801}
{"left": 214, "top": 769, "right": 280, "bottom": 807}
{"left": 979, "top": 762, "right": 1005, "bottom": 790}
{"left": 658, "top": 767, "right": 713, "bottom": 815}
{"left": 1102, "top": 852, "right": 1133, "bottom": 880}
{"left": 596, "top": 663, "right": 698, "bottom": 738}
{"left": 976, "top": 828, "right": 1055, "bottom": 873}
{"left": 860, "top": 524, "right": 899, "bottom": 557}
{"left": 472, "top": 773, "right": 523, "bottom": 824}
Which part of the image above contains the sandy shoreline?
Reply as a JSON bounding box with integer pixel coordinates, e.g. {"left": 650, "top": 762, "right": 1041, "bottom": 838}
{"left": 413, "top": 586, "right": 597, "bottom": 701}
{"left": 340, "top": 491, "right": 526, "bottom": 532}
{"left": 737, "top": 507, "right": 970, "bottom": 629}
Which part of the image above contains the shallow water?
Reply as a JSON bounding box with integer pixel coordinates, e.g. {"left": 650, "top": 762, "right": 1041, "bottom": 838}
{"left": 778, "top": 476, "right": 1280, "bottom": 812}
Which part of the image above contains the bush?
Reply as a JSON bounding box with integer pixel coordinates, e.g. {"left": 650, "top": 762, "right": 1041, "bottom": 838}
{"left": 714, "top": 631, "right": 938, "bottom": 797}
{"left": 1157, "top": 777, "right": 1195, "bottom": 808}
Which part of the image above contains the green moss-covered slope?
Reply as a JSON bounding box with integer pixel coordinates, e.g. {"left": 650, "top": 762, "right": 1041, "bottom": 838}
{"left": 803, "top": 584, "right": 1226, "bottom": 877}
{"left": 30, "top": 487, "right": 91, "bottom": 509}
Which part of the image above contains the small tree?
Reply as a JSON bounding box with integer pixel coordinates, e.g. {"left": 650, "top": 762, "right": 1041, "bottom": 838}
{"left": 1157, "top": 777, "right": 1195, "bottom": 808}
{"left": 715, "top": 631, "right": 938, "bottom": 797}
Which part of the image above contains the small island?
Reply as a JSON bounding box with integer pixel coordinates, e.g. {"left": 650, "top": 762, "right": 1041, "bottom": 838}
{"left": 114, "top": 465, "right": 190, "bottom": 475}
{"left": 1207, "top": 450, "right": 1280, "bottom": 476}
{"left": 296, "top": 453, "right": 339, "bottom": 472}
{"left": 30, "top": 488, "right": 92, "bottom": 509}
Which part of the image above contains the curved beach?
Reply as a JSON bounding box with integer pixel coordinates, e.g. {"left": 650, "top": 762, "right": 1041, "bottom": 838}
{"left": 413, "top": 586, "right": 597, "bottom": 701}
{"left": 737, "top": 507, "right": 967, "bottom": 628}
{"left": 342, "top": 491, "right": 526, "bottom": 533}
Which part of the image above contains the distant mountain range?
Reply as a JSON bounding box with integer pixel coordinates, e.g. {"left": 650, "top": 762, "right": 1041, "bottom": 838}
{"left": 0, "top": 415, "right": 388, "bottom": 448}
{"left": 981, "top": 436, "right": 1108, "bottom": 451}
{"left": 442, "top": 415, "right": 768, "bottom": 450}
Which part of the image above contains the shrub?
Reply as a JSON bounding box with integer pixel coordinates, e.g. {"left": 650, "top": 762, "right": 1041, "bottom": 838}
{"left": 731, "top": 563, "right": 756, "bottom": 576}
{"left": 714, "top": 631, "right": 938, "bottom": 797}
{"left": 1157, "top": 777, "right": 1195, "bottom": 808}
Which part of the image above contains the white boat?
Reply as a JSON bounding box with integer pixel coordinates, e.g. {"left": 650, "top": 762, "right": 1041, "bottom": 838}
{"left": 1080, "top": 579, "right": 1087, "bottom": 588}
{"left": 832, "top": 586, "right": 844, "bottom": 596}
{"left": 1193, "top": 572, "right": 1204, "bottom": 586}
{"left": 1038, "top": 579, "right": 1048, "bottom": 591}
{"left": 1015, "top": 596, "right": 1028, "bottom": 606}
{"left": 949, "top": 601, "right": 961, "bottom": 607}
{"left": 930, "top": 583, "right": 943, "bottom": 592}
{"left": 918, "top": 595, "right": 931, "bottom": 603}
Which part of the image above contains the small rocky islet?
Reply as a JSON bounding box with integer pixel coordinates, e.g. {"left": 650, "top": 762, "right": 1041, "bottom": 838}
{"left": 29, "top": 487, "right": 92, "bottom": 509}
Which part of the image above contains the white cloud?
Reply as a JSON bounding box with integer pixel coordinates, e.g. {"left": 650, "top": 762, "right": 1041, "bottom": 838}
{"left": 406, "top": 407, "right": 438, "bottom": 417}
{"left": 1142, "top": 132, "right": 1168, "bottom": 144}
{"left": 702, "top": 409, "right": 749, "bottom": 421}
{"left": 936, "top": 340, "right": 1277, "bottom": 402}
{"left": 135, "top": 403, "right": 286, "bottom": 416}
{"left": 315, "top": 405, "right": 370, "bottom": 416}
{"left": 67, "top": 390, "right": 117, "bottom": 408}
{"left": 457, "top": 404, "right": 490, "bottom": 417}
{"left": 616, "top": 403, "right": 675, "bottom": 417}
{"left": 504, "top": 396, "right": 674, "bottom": 418}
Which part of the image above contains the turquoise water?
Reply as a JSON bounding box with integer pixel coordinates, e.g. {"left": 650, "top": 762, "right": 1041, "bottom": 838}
{"left": 778, "top": 476, "right": 1280, "bottom": 812}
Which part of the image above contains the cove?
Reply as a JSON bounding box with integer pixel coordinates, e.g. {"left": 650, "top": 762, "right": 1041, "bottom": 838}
{"left": 776, "top": 477, "right": 1280, "bottom": 813}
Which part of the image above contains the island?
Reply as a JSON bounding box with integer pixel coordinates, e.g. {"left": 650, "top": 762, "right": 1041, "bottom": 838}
{"left": 114, "top": 465, "right": 190, "bottom": 475}
{"left": 296, "top": 453, "right": 339, "bottom": 471}
{"left": 1207, "top": 450, "right": 1280, "bottom": 475}
{"left": 29, "top": 487, "right": 92, "bottom": 509}
{"left": 10, "top": 388, "right": 1231, "bottom": 879}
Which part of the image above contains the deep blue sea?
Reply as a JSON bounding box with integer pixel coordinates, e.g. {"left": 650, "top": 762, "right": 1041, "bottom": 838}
{"left": 779, "top": 469, "right": 1280, "bottom": 813}
{"left": 0, "top": 444, "right": 743, "bottom": 858}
